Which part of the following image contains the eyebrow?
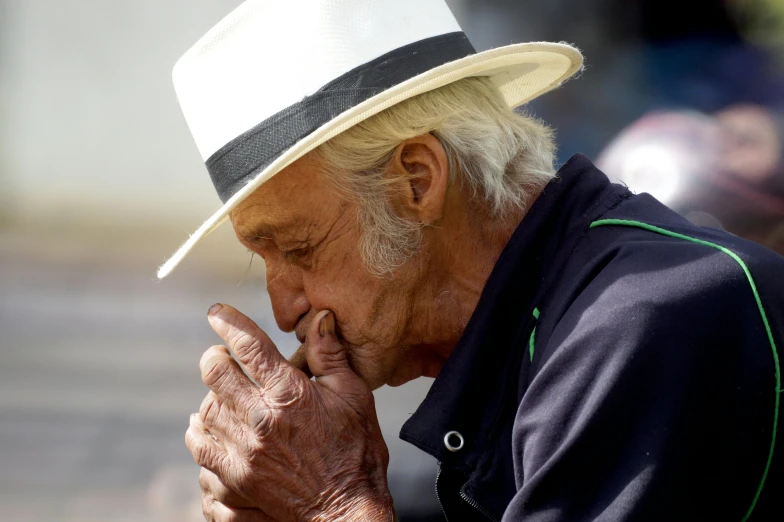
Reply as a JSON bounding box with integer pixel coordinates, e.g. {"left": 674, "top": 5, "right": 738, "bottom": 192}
{"left": 241, "top": 219, "right": 303, "bottom": 244}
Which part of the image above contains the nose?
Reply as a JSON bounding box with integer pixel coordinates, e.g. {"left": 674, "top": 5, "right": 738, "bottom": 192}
{"left": 265, "top": 263, "right": 310, "bottom": 333}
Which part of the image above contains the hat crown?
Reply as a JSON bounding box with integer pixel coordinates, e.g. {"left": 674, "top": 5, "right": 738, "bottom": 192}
{"left": 174, "top": 0, "right": 461, "bottom": 160}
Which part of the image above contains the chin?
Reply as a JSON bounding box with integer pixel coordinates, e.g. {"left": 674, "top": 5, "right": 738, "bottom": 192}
{"left": 363, "top": 371, "right": 400, "bottom": 391}
{"left": 345, "top": 340, "right": 433, "bottom": 390}
{"left": 355, "top": 361, "right": 429, "bottom": 389}
{"left": 344, "top": 340, "right": 404, "bottom": 390}
{"left": 386, "top": 374, "right": 420, "bottom": 388}
{"left": 383, "top": 346, "right": 446, "bottom": 388}
{"left": 350, "top": 361, "right": 411, "bottom": 390}
{"left": 384, "top": 363, "right": 426, "bottom": 388}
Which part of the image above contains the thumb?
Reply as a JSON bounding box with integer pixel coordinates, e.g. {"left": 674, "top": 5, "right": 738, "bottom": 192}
{"left": 305, "top": 311, "right": 369, "bottom": 403}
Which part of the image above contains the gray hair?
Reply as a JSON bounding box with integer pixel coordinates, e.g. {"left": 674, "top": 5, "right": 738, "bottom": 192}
{"left": 313, "top": 77, "right": 556, "bottom": 276}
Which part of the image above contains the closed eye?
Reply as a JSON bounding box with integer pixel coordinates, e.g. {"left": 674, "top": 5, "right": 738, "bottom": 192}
{"left": 283, "top": 246, "right": 313, "bottom": 265}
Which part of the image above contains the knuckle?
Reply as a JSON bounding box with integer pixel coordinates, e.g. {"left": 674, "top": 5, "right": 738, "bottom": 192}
{"left": 230, "top": 330, "right": 260, "bottom": 356}
{"left": 202, "top": 354, "right": 229, "bottom": 387}
{"left": 223, "top": 512, "right": 241, "bottom": 522}
{"left": 247, "top": 347, "right": 272, "bottom": 375}
{"left": 191, "top": 438, "right": 219, "bottom": 469}
{"left": 185, "top": 424, "right": 196, "bottom": 449}
{"left": 246, "top": 407, "right": 275, "bottom": 437}
{"left": 199, "top": 468, "right": 212, "bottom": 492}
{"left": 202, "top": 496, "right": 215, "bottom": 521}
{"left": 231, "top": 463, "right": 257, "bottom": 501}
{"left": 199, "top": 394, "right": 222, "bottom": 426}
{"left": 265, "top": 371, "right": 304, "bottom": 407}
{"left": 216, "top": 451, "right": 235, "bottom": 482}
{"left": 318, "top": 350, "right": 347, "bottom": 371}
{"left": 184, "top": 427, "right": 200, "bottom": 454}
{"left": 193, "top": 441, "right": 211, "bottom": 466}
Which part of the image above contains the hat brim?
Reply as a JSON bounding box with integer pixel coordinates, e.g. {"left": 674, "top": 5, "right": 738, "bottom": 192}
{"left": 157, "top": 41, "right": 583, "bottom": 279}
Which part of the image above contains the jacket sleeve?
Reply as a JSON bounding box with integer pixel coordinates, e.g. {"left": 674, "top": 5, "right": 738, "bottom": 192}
{"left": 502, "top": 248, "right": 777, "bottom": 522}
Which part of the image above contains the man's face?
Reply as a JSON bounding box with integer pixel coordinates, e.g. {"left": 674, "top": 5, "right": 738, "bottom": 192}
{"left": 230, "top": 154, "right": 428, "bottom": 390}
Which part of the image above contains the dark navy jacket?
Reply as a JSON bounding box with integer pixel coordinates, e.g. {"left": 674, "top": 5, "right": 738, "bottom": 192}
{"left": 400, "top": 155, "right": 784, "bottom": 521}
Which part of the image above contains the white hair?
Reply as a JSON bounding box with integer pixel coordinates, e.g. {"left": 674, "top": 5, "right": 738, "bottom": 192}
{"left": 313, "top": 77, "right": 557, "bottom": 276}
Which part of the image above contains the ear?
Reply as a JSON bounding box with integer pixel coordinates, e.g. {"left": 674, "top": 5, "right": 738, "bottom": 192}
{"left": 389, "top": 134, "right": 450, "bottom": 224}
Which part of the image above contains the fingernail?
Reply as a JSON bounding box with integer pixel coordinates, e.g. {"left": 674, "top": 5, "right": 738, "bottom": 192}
{"left": 319, "top": 311, "right": 335, "bottom": 338}
{"left": 208, "top": 303, "right": 223, "bottom": 316}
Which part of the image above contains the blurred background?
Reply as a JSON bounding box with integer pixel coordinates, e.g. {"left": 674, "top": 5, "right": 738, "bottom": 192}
{"left": 0, "top": 1, "right": 782, "bottom": 521}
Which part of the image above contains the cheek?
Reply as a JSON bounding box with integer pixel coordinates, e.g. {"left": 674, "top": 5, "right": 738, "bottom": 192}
{"left": 304, "top": 240, "right": 366, "bottom": 315}
{"left": 303, "top": 265, "right": 397, "bottom": 344}
{"left": 303, "top": 274, "right": 375, "bottom": 333}
{"left": 304, "top": 227, "right": 413, "bottom": 349}
{"left": 303, "top": 268, "right": 414, "bottom": 388}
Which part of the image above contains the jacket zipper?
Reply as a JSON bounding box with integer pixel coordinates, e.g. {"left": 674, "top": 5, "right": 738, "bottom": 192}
{"left": 459, "top": 484, "right": 499, "bottom": 522}
{"left": 435, "top": 466, "right": 450, "bottom": 522}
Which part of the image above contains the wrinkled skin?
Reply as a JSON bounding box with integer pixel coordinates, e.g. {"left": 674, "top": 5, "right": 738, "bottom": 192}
{"left": 187, "top": 305, "right": 392, "bottom": 521}
{"left": 186, "top": 135, "right": 527, "bottom": 520}
{"left": 230, "top": 137, "right": 481, "bottom": 390}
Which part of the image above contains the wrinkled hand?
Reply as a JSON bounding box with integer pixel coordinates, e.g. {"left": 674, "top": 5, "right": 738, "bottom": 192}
{"left": 186, "top": 304, "right": 395, "bottom": 522}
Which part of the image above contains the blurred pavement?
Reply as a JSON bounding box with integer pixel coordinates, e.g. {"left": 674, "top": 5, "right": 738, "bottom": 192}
{"left": 0, "top": 224, "right": 442, "bottom": 521}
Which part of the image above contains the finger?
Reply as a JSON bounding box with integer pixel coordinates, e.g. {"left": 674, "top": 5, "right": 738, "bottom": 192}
{"left": 207, "top": 304, "right": 292, "bottom": 388}
{"left": 288, "top": 343, "right": 313, "bottom": 379}
{"left": 203, "top": 497, "right": 275, "bottom": 522}
{"left": 306, "top": 311, "right": 370, "bottom": 409}
{"left": 200, "top": 468, "right": 255, "bottom": 509}
{"left": 305, "top": 311, "right": 351, "bottom": 377}
{"left": 198, "top": 392, "right": 251, "bottom": 446}
{"left": 186, "top": 413, "right": 232, "bottom": 477}
{"left": 200, "top": 345, "right": 261, "bottom": 414}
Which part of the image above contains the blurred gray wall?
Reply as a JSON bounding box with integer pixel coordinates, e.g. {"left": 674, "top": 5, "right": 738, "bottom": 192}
{"left": 0, "top": 0, "right": 243, "bottom": 231}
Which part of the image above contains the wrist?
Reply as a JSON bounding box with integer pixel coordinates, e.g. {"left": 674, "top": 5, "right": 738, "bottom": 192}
{"left": 309, "top": 488, "right": 395, "bottom": 522}
{"left": 344, "top": 494, "right": 396, "bottom": 522}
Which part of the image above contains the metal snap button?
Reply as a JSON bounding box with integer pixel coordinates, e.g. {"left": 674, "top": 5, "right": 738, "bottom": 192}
{"left": 444, "top": 431, "right": 465, "bottom": 452}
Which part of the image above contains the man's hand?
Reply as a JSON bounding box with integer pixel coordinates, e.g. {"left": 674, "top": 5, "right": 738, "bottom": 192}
{"left": 185, "top": 304, "right": 395, "bottom": 522}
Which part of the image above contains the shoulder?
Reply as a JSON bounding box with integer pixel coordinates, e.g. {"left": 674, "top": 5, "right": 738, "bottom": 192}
{"left": 547, "top": 224, "right": 751, "bottom": 354}
{"left": 527, "top": 208, "right": 779, "bottom": 421}
{"left": 551, "top": 194, "right": 784, "bottom": 354}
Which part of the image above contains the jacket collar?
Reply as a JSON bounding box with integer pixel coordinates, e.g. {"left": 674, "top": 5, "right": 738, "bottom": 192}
{"left": 399, "top": 154, "right": 625, "bottom": 470}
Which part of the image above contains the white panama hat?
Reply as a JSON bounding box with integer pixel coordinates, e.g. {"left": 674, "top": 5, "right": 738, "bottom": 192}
{"left": 157, "top": 0, "right": 583, "bottom": 279}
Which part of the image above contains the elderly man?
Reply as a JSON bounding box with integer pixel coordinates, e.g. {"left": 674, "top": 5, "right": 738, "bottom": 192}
{"left": 159, "top": 1, "right": 784, "bottom": 521}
